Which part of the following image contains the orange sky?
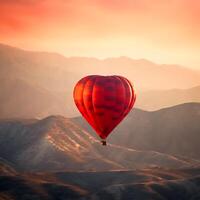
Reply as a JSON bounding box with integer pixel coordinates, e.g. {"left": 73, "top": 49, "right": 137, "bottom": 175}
{"left": 0, "top": 0, "right": 200, "bottom": 69}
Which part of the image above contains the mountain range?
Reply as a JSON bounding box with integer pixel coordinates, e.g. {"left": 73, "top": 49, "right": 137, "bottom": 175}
{"left": 75, "top": 103, "right": 200, "bottom": 161}
{"left": 1, "top": 43, "right": 200, "bottom": 199}
{"left": 0, "top": 114, "right": 192, "bottom": 172}
{"left": 0, "top": 103, "right": 200, "bottom": 172}
{"left": 1, "top": 43, "right": 200, "bottom": 92}
{"left": 1, "top": 43, "right": 200, "bottom": 118}
{"left": 0, "top": 103, "right": 200, "bottom": 199}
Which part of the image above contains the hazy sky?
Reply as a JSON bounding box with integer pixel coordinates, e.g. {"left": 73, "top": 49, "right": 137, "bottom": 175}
{"left": 0, "top": 0, "right": 200, "bottom": 69}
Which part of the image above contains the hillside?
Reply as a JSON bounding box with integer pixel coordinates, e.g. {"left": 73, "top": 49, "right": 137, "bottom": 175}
{"left": 74, "top": 103, "right": 200, "bottom": 161}
{"left": 0, "top": 157, "right": 16, "bottom": 176}
{"left": 0, "top": 166, "right": 200, "bottom": 200}
{"left": 0, "top": 115, "right": 192, "bottom": 172}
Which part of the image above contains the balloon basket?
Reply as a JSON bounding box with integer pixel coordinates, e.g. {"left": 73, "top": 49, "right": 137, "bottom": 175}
{"left": 101, "top": 140, "right": 107, "bottom": 146}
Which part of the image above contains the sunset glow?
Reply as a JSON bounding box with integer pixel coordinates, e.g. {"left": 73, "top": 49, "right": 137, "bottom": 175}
{"left": 0, "top": 0, "right": 200, "bottom": 68}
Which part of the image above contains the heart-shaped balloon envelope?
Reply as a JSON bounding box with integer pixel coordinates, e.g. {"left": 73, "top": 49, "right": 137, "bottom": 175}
{"left": 73, "top": 75, "right": 136, "bottom": 141}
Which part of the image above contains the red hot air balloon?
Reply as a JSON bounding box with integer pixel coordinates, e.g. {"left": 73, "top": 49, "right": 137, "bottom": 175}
{"left": 73, "top": 75, "right": 136, "bottom": 145}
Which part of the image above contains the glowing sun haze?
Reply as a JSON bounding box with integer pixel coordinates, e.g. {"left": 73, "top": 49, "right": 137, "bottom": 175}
{"left": 0, "top": 0, "right": 200, "bottom": 69}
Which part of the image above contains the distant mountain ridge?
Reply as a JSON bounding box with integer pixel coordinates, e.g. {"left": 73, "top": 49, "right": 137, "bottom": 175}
{"left": 136, "top": 85, "right": 200, "bottom": 111}
{"left": 0, "top": 77, "right": 69, "bottom": 119}
{"left": 1, "top": 43, "right": 200, "bottom": 118}
{"left": 1, "top": 43, "right": 200, "bottom": 90}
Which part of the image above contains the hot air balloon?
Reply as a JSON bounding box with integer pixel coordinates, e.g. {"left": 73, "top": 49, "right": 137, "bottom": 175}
{"left": 73, "top": 75, "right": 136, "bottom": 145}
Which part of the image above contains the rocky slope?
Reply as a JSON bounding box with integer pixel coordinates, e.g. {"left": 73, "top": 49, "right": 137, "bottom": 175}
{"left": 0, "top": 165, "right": 200, "bottom": 200}
{"left": 74, "top": 103, "right": 200, "bottom": 161}
{"left": 0, "top": 116, "right": 193, "bottom": 172}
